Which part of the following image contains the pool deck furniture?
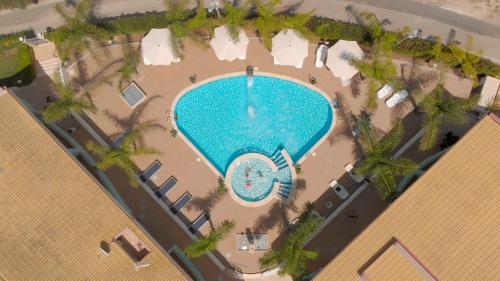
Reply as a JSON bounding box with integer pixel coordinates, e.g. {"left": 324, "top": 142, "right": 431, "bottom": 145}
{"left": 141, "top": 28, "right": 180, "bottom": 66}
{"left": 189, "top": 212, "right": 210, "bottom": 234}
{"left": 315, "top": 44, "right": 328, "bottom": 68}
{"left": 111, "top": 129, "right": 128, "bottom": 148}
{"left": 377, "top": 84, "right": 395, "bottom": 99}
{"left": 271, "top": 29, "right": 309, "bottom": 69}
{"left": 155, "top": 176, "right": 177, "bottom": 199}
{"left": 344, "top": 163, "right": 364, "bottom": 183}
{"left": 140, "top": 160, "right": 162, "bottom": 183}
{"left": 170, "top": 192, "right": 192, "bottom": 215}
{"left": 385, "top": 90, "right": 409, "bottom": 108}
{"left": 477, "top": 76, "right": 500, "bottom": 109}
{"left": 329, "top": 179, "right": 349, "bottom": 200}
{"left": 210, "top": 25, "right": 249, "bottom": 62}
{"left": 236, "top": 233, "right": 268, "bottom": 252}
{"left": 326, "top": 40, "right": 364, "bottom": 81}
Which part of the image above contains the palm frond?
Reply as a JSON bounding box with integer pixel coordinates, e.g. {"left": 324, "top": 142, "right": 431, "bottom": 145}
{"left": 419, "top": 117, "right": 440, "bottom": 150}
{"left": 373, "top": 170, "right": 397, "bottom": 200}
{"left": 378, "top": 119, "right": 404, "bottom": 154}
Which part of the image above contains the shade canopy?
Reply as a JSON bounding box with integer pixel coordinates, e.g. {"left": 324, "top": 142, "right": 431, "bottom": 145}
{"left": 141, "top": 28, "right": 180, "bottom": 66}
{"left": 271, "top": 29, "right": 309, "bottom": 68}
{"left": 210, "top": 25, "right": 249, "bottom": 61}
{"left": 326, "top": 40, "right": 364, "bottom": 79}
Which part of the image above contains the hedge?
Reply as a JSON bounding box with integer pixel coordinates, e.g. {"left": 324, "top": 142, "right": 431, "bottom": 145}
{"left": 97, "top": 12, "right": 171, "bottom": 35}
{"left": 308, "top": 17, "right": 371, "bottom": 44}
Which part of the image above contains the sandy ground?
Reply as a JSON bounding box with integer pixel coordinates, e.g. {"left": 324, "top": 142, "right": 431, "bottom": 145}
{"left": 416, "top": 0, "right": 500, "bottom": 23}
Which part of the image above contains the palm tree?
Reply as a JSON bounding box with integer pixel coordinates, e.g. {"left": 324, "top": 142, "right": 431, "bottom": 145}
{"left": 353, "top": 12, "right": 400, "bottom": 109}
{"left": 52, "top": 0, "right": 109, "bottom": 60}
{"left": 165, "top": 0, "right": 216, "bottom": 58}
{"left": 86, "top": 124, "right": 161, "bottom": 187}
{"left": 184, "top": 220, "right": 235, "bottom": 258}
{"left": 117, "top": 43, "right": 140, "bottom": 90}
{"left": 259, "top": 203, "right": 321, "bottom": 279}
{"left": 447, "top": 35, "right": 482, "bottom": 85}
{"left": 355, "top": 117, "right": 418, "bottom": 199}
{"left": 42, "top": 76, "right": 96, "bottom": 122}
{"left": 419, "top": 83, "right": 478, "bottom": 150}
{"left": 353, "top": 56, "right": 398, "bottom": 109}
{"left": 254, "top": 0, "right": 313, "bottom": 49}
{"left": 223, "top": 1, "right": 249, "bottom": 42}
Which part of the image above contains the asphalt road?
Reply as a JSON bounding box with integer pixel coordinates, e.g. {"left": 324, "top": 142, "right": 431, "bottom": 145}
{"left": 0, "top": 0, "right": 499, "bottom": 62}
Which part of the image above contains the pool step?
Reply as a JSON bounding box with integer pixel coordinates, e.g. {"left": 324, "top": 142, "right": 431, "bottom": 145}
{"left": 270, "top": 148, "right": 282, "bottom": 160}
{"left": 278, "top": 162, "right": 289, "bottom": 170}
{"left": 277, "top": 188, "right": 290, "bottom": 199}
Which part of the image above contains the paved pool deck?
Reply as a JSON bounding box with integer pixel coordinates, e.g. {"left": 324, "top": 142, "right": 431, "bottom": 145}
{"left": 13, "top": 35, "right": 474, "bottom": 276}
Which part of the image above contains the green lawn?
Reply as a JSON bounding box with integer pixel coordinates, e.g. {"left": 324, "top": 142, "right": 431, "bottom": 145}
{"left": 0, "top": 44, "right": 35, "bottom": 86}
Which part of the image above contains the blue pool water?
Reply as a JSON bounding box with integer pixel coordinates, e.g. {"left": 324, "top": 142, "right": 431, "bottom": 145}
{"left": 175, "top": 75, "right": 333, "bottom": 175}
{"left": 230, "top": 157, "right": 292, "bottom": 202}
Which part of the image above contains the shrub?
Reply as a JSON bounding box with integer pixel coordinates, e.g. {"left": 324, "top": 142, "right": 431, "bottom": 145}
{"left": 393, "top": 38, "right": 434, "bottom": 57}
{"left": 474, "top": 58, "right": 500, "bottom": 78}
{"left": 308, "top": 17, "right": 370, "bottom": 44}
{"left": 0, "top": 30, "right": 34, "bottom": 51}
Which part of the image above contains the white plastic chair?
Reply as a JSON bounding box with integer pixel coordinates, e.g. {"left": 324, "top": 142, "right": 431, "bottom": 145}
{"left": 344, "top": 163, "right": 364, "bottom": 183}
{"left": 329, "top": 179, "right": 349, "bottom": 200}
{"left": 377, "top": 84, "right": 394, "bottom": 99}
{"left": 315, "top": 45, "right": 328, "bottom": 68}
{"left": 385, "top": 90, "right": 409, "bottom": 108}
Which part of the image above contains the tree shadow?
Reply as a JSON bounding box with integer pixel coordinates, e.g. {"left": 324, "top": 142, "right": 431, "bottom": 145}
{"left": 279, "top": 0, "right": 304, "bottom": 16}
{"left": 345, "top": 5, "right": 364, "bottom": 25}
{"left": 328, "top": 92, "right": 364, "bottom": 161}
{"left": 186, "top": 188, "right": 226, "bottom": 213}
{"left": 350, "top": 74, "right": 363, "bottom": 98}
{"left": 446, "top": 28, "right": 457, "bottom": 46}
{"left": 393, "top": 59, "right": 439, "bottom": 121}
{"left": 103, "top": 95, "right": 166, "bottom": 144}
{"left": 252, "top": 178, "right": 307, "bottom": 233}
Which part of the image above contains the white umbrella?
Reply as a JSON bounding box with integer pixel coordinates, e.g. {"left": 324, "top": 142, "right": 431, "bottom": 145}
{"left": 141, "top": 28, "right": 180, "bottom": 66}
{"left": 271, "top": 29, "right": 309, "bottom": 68}
{"left": 326, "top": 40, "right": 364, "bottom": 81}
{"left": 210, "top": 25, "right": 249, "bottom": 61}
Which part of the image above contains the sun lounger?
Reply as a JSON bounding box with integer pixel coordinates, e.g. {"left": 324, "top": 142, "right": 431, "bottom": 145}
{"left": 111, "top": 129, "right": 129, "bottom": 148}
{"left": 315, "top": 44, "right": 328, "bottom": 68}
{"left": 329, "top": 179, "right": 349, "bottom": 200}
{"left": 139, "top": 160, "right": 162, "bottom": 183}
{"left": 189, "top": 212, "right": 210, "bottom": 234}
{"left": 344, "top": 163, "right": 364, "bottom": 183}
{"left": 170, "top": 192, "right": 192, "bottom": 215}
{"left": 155, "top": 176, "right": 177, "bottom": 198}
{"left": 377, "top": 84, "right": 394, "bottom": 99}
{"left": 385, "top": 90, "right": 408, "bottom": 108}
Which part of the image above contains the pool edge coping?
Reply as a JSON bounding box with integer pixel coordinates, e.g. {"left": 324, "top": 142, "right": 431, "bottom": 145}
{"left": 169, "top": 71, "right": 336, "bottom": 179}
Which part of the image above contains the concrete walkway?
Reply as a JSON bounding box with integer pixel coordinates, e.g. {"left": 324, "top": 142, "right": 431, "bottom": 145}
{"left": 1, "top": 0, "right": 499, "bottom": 61}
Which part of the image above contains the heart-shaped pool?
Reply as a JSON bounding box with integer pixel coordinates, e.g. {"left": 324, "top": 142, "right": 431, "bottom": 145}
{"left": 173, "top": 74, "right": 334, "bottom": 175}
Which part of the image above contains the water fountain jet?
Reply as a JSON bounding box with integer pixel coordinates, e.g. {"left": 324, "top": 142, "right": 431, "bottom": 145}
{"left": 246, "top": 66, "right": 255, "bottom": 118}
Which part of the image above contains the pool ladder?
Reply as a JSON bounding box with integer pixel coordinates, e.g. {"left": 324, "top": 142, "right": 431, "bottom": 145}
{"left": 277, "top": 182, "right": 292, "bottom": 199}
{"left": 270, "top": 149, "right": 288, "bottom": 170}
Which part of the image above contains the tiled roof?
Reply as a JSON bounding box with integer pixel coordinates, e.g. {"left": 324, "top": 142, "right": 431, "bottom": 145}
{"left": 314, "top": 114, "right": 500, "bottom": 281}
{"left": 0, "top": 89, "right": 190, "bottom": 280}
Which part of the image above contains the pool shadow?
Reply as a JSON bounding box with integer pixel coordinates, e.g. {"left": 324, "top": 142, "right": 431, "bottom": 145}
{"left": 252, "top": 178, "right": 307, "bottom": 233}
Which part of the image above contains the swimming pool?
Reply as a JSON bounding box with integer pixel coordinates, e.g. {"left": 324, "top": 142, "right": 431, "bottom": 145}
{"left": 174, "top": 74, "right": 334, "bottom": 175}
